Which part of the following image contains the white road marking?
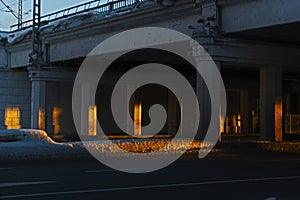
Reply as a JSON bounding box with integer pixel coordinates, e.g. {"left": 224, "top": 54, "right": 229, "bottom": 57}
{"left": 0, "top": 168, "right": 14, "bottom": 170}
{"left": 85, "top": 168, "right": 141, "bottom": 173}
{"left": 0, "top": 181, "right": 57, "bottom": 188}
{"left": 1, "top": 176, "right": 300, "bottom": 199}
{"left": 85, "top": 169, "right": 116, "bottom": 173}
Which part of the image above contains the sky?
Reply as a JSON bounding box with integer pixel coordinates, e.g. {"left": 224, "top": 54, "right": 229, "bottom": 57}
{"left": 0, "top": 0, "right": 96, "bottom": 31}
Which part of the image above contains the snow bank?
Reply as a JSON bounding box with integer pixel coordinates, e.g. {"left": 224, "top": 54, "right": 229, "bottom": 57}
{"left": 0, "top": 129, "right": 55, "bottom": 143}
{"left": 0, "top": 129, "right": 87, "bottom": 161}
{"left": 0, "top": 30, "right": 31, "bottom": 44}
{"left": 0, "top": 129, "right": 214, "bottom": 161}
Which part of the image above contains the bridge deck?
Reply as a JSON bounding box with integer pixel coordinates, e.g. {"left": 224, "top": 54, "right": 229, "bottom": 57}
{"left": 10, "top": 0, "right": 151, "bottom": 32}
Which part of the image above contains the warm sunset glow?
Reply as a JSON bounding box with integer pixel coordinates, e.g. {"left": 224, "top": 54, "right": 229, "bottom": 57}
{"left": 38, "top": 108, "right": 45, "bottom": 130}
{"left": 88, "top": 105, "right": 97, "bottom": 136}
{"left": 225, "top": 116, "right": 230, "bottom": 133}
{"left": 180, "top": 102, "right": 183, "bottom": 135}
{"left": 220, "top": 106, "right": 225, "bottom": 134}
{"left": 225, "top": 114, "right": 242, "bottom": 134}
{"left": 285, "top": 114, "right": 300, "bottom": 134}
{"left": 275, "top": 99, "right": 283, "bottom": 141}
{"left": 237, "top": 114, "right": 241, "bottom": 133}
{"left": 134, "top": 102, "right": 142, "bottom": 136}
{"left": 5, "top": 107, "right": 21, "bottom": 129}
{"left": 52, "top": 106, "right": 62, "bottom": 135}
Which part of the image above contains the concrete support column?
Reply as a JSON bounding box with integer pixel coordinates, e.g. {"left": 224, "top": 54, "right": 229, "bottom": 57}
{"left": 240, "top": 90, "right": 249, "bottom": 134}
{"left": 126, "top": 85, "right": 134, "bottom": 135}
{"left": 80, "top": 84, "right": 90, "bottom": 136}
{"left": 168, "top": 89, "right": 177, "bottom": 135}
{"left": 196, "top": 61, "right": 221, "bottom": 140}
{"left": 31, "top": 80, "right": 46, "bottom": 130}
{"left": 260, "top": 67, "right": 283, "bottom": 141}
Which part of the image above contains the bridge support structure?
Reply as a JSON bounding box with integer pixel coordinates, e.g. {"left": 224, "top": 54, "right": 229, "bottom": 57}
{"left": 260, "top": 67, "right": 283, "bottom": 141}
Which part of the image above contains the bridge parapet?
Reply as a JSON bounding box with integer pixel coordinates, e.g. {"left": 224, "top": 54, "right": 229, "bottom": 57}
{"left": 10, "top": 0, "right": 156, "bottom": 32}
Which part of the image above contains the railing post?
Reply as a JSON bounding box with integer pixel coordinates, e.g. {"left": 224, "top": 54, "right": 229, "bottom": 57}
{"left": 109, "top": 2, "right": 114, "bottom": 11}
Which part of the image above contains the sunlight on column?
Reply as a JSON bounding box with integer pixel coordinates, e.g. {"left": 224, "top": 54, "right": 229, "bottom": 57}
{"left": 52, "top": 106, "right": 62, "bottom": 135}
{"left": 38, "top": 108, "right": 45, "bottom": 130}
{"left": 180, "top": 102, "right": 183, "bottom": 135}
{"left": 237, "top": 114, "right": 241, "bottom": 133}
{"left": 134, "top": 102, "right": 142, "bottom": 136}
{"left": 275, "top": 99, "right": 283, "bottom": 141}
{"left": 88, "top": 105, "right": 97, "bottom": 136}
{"left": 5, "top": 107, "right": 21, "bottom": 129}
{"left": 220, "top": 106, "right": 225, "bottom": 134}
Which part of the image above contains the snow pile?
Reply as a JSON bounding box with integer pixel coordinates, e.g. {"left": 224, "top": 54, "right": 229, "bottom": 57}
{"left": 0, "top": 129, "right": 55, "bottom": 143}
{"left": 0, "top": 30, "right": 31, "bottom": 44}
{"left": 0, "top": 129, "right": 86, "bottom": 161}
{"left": 0, "top": 32, "right": 8, "bottom": 42}
{"left": 0, "top": 129, "right": 215, "bottom": 161}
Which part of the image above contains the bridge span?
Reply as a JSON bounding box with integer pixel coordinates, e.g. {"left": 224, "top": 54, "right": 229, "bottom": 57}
{"left": 0, "top": 0, "right": 300, "bottom": 141}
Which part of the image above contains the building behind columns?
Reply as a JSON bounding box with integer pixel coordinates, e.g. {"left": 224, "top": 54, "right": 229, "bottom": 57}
{"left": 0, "top": 0, "right": 300, "bottom": 141}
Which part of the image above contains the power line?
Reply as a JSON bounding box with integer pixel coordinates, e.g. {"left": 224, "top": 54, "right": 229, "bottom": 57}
{"left": 0, "top": 0, "right": 18, "bottom": 18}
{"left": 0, "top": 0, "right": 28, "bottom": 11}
{"left": 0, "top": 0, "right": 29, "bottom": 28}
{"left": 0, "top": 0, "right": 16, "bottom": 10}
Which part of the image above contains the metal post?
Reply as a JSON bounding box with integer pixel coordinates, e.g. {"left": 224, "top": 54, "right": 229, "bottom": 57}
{"left": 30, "top": 0, "right": 43, "bottom": 69}
{"left": 18, "top": 0, "right": 22, "bottom": 29}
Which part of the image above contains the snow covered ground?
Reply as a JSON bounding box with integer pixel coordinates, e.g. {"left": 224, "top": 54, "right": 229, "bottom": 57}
{"left": 0, "top": 130, "right": 87, "bottom": 161}
{"left": 0, "top": 129, "right": 211, "bottom": 161}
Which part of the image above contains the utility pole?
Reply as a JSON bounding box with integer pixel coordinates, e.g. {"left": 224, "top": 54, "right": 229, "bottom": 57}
{"left": 18, "top": 0, "right": 22, "bottom": 29}
{"left": 29, "top": 0, "right": 47, "bottom": 130}
{"left": 30, "top": 0, "right": 43, "bottom": 69}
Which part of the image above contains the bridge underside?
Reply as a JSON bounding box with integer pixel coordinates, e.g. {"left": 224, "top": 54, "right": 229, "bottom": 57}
{"left": 1, "top": 0, "right": 300, "bottom": 142}
{"left": 225, "top": 21, "right": 300, "bottom": 46}
{"left": 2, "top": 39, "right": 300, "bottom": 142}
{"left": 17, "top": 56, "right": 300, "bottom": 142}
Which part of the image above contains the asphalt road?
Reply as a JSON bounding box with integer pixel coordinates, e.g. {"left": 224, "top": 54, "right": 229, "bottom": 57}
{"left": 0, "top": 152, "right": 300, "bottom": 200}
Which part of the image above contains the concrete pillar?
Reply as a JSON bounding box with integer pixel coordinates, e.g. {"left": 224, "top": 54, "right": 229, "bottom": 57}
{"left": 126, "top": 85, "right": 134, "bottom": 135}
{"left": 168, "top": 89, "right": 177, "bottom": 135}
{"left": 196, "top": 61, "right": 221, "bottom": 140}
{"left": 31, "top": 80, "right": 46, "bottom": 129}
{"left": 80, "top": 84, "right": 90, "bottom": 136}
{"left": 240, "top": 90, "right": 249, "bottom": 134}
{"left": 260, "top": 67, "right": 283, "bottom": 141}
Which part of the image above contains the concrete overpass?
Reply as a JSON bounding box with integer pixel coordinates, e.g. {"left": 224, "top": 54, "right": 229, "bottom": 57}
{"left": 0, "top": 0, "right": 300, "bottom": 141}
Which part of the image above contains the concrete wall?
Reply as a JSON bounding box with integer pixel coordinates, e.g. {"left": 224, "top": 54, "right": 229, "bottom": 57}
{"left": 0, "top": 70, "right": 31, "bottom": 130}
{"left": 0, "top": 45, "right": 7, "bottom": 68}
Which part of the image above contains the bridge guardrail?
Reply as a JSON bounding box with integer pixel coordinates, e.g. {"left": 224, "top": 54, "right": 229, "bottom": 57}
{"left": 10, "top": 0, "right": 148, "bottom": 32}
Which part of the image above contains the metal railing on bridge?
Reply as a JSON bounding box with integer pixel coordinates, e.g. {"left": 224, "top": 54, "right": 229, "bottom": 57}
{"left": 10, "top": 0, "right": 150, "bottom": 31}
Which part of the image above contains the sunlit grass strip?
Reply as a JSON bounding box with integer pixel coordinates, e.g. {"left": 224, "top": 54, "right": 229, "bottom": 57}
{"left": 82, "top": 139, "right": 211, "bottom": 155}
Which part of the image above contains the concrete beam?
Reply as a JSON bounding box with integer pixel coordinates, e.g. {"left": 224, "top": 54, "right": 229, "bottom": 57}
{"left": 196, "top": 36, "right": 300, "bottom": 69}
{"left": 28, "top": 69, "right": 76, "bottom": 82}
{"left": 221, "top": 0, "right": 300, "bottom": 33}
{"left": 3, "top": 0, "right": 199, "bottom": 68}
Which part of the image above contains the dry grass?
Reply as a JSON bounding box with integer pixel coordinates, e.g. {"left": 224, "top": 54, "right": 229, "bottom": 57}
{"left": 81, "top": 139, "right": 207, "bottom": 155}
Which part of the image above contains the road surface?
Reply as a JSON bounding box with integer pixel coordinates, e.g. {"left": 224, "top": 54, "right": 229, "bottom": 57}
{"left": 0, "top": 152, "right": 300, "bottom": 200}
